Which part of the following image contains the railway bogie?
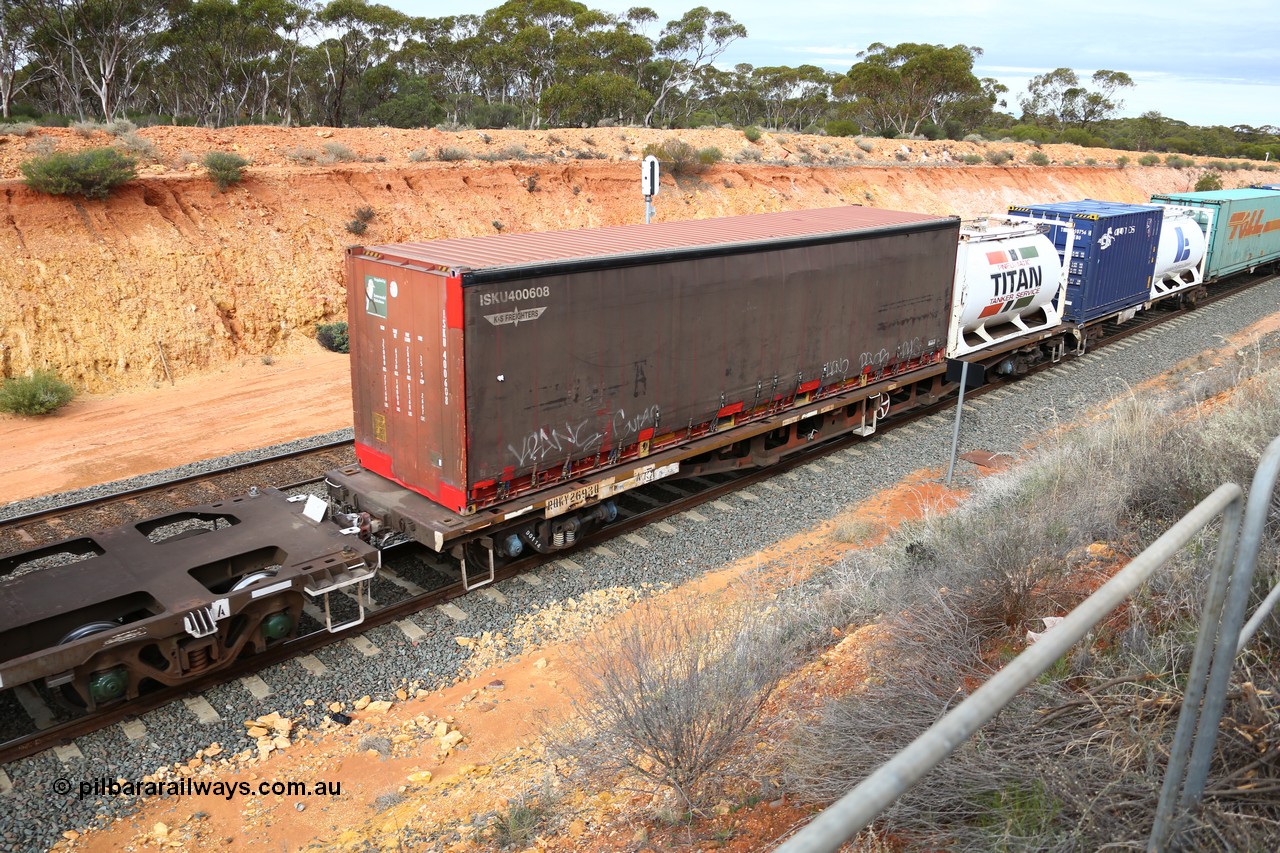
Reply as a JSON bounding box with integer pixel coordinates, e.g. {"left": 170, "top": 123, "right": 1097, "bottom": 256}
{"left": 0, "top": 489, "right": 378, "bottom": 710}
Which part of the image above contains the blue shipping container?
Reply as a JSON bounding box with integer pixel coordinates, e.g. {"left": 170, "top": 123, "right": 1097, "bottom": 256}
{"left": 1007, "top": 200, "right": 1161, "bottom": 324}
{"left": 1151, "top": 189, "right": 1280, "bottom": 280}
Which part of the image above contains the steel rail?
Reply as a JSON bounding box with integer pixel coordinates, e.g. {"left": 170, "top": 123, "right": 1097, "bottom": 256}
{"left": 0, "top": 438, "right": 836, "bottom": 765}
{"left": 0, "top": 438, "right": 355, "bottom": 529}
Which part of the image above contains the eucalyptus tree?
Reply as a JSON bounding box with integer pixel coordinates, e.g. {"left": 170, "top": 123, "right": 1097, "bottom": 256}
{"left": 157, "top": 0, "right": 308, "bottom": 126}
{"left": 835, "top": 42, "right": 985, "bottom": 138}
{"left": 751, "top": 64, "right": 832, "bottom": 130}
{"left": 539, "top": 7, "right": 652, "bottom": 126}
{"left": 703, "top": 64, "right": 757, "bottom": 127}
{"left": 1019, "top": 67, "right": 1133, "bottom": 130}
{"left": 22, "top": 0, "right": 169, "bottom": 120}
{"left": 641, "top": 6, "right": 744, "bottom": 127}
{"left": 314, "top": 0, "right": 411, "bottom": 126}
{"left": 0, "top": 0, "right": 39, "bottom": 117}
{"left": 494, "top": 0, "right": 593, "bottom": 127}
{"left": 394, "top": 14, "right": 483, "bottom": 126}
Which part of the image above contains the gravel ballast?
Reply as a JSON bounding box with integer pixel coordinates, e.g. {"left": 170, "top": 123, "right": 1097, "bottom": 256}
{"left": 0, "top": 429, "right": 355, "bottom": 524}
{"left": 1, "top": 278, "right": 1278, "bottom": 851}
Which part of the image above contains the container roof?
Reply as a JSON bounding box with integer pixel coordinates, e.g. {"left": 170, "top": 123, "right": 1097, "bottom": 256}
{"left": 1010, "top": 199, "right": 1161, "bottom": 217}
{"left": 361, "top": 206, "right": 952, "bottom": 276}
{"left": 1152, "top": 188, "right": 1280, "bottom": 201}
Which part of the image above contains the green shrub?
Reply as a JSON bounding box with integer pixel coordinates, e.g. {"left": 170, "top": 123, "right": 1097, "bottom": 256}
{"left": 1165, "top": 154, "right": 1196, "bottom": 169}
{"left": 316, "top": 322, "right": 349, "bottom": 353}
{"left": 741, "top": 125, "right": 762, "bottom": 143}
{"left": 642, "top": 139, "right": 709, "bottom": 176}
{"left": 118, "top": 132, "right": 155, "bottom": 159}
{"left": 407, "top": 148, "right": 428, "bottom": 162}
{"left": 353, "top": 205, "right": 375, "bottom": 223}
{"left": 436, "top": 145, "right": 470, "bottom": 161}
{"left": 1194, "top": 172, "right": 1223, "bottom": 192}
{"left": 24, "top": 135, "right": 56, "bottom": 155}
{"left": 485, "top": 800, "right": 554, "bottom": 848}
{"left": 961, "top": 153, "right": 984, "bottom": 165}
{"left": 833, "top": 519, "right": 876, "bottom": 543}
{"left": 696, "top": 146, "right": 723, "bottom": 167}
{"left": 984, "top": 149, "right": 1013, "bottom": 165}
{"left": 72, "top": 120, "right": 102, "bottom": 137}
{"left": 21, "top": 147, "right": 137, "bottom": 200}
{"left": 0, "top": 121, "right": 36, "bottom": 137}
{"left": 1259, "top": 164, "right": 1278, "bottom": 173}
{"left": 202, "top": 151, "right": 249, "bottom": 191}
{"left": 1116, "top": 155, "right": 1130, "bottom": 169}
{"left": 285, "top": 146, "right": 322, "bottom": 163}
{"left": 323, "top": 141, "right": 357, "bottom": 162}
{"left": 1057, "top": 127, "right": 1106, "bottom": 147}
{"left": 1138, "top": 153, "right": 1160, "bottom": 166}
{"left": 1027, "top": 151, "right": 1050, "bottom": 166}
{"left": 558, "top": 599, "right": 796, "bottom": 806}
{"left": 0, "top": 370, "right": 75, "bottom": 415}
{"left": 105, "top": 118, "right": 136, "bottom": 136}
{"left": 345, "top": 219, "right": 367, "bottom": 235}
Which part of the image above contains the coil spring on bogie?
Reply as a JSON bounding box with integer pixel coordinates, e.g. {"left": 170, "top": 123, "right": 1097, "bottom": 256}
{"left": 187, "top": 646, "right": 213, "bottom": 672}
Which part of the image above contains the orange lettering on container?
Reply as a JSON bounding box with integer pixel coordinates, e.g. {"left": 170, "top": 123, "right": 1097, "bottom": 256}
{"left": 1228, "top": 209, "right": 1280, "bottom": 240}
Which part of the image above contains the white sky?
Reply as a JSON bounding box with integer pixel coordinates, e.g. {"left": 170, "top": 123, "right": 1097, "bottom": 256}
{"left": 390, "top": 0, "right": 1280, "bottom": 129}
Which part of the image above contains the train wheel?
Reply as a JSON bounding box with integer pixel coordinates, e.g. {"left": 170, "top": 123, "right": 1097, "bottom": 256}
{"left": 226, "top": 571, "right": 296, "bottom": 645}
{"left": 56, "top": 621, "right": 129, "bottom": 709}
{"left": 230, "top": 570, "right": 277, "bottom": 592}
{"left": 259, "top": 610, "right": 294, "bottom": 642}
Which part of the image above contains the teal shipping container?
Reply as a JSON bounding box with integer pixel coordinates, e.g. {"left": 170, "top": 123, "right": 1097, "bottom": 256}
{"left": 1149, "top": 189, "right": 1280, "bottom": 281}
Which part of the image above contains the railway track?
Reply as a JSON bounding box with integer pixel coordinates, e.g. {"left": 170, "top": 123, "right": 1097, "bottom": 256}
{"left": 0, "top": 446, "right": 841, "bottom": 765}
{"left": 0, "top": 268, "right": 1273, "bottom": 768}
{"left": 0, "top": 440, "right": 357, "bottom": 554}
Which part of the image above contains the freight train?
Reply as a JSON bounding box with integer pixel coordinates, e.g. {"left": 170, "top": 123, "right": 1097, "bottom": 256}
{"left": 326, "top": 188, "right": 1280, "bottom": 584}
{"left": 3, "top": 188, "right": 1279, "bottom": 712}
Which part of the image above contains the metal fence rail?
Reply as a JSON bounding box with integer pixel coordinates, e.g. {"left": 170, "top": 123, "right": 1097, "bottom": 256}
{"left": 776, "top": 435, "right": 1280, "bottom": 853}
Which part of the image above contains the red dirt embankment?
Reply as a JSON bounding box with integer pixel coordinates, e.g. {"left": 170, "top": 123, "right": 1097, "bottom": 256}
{"left": 1, "top": 125, "right": 1264, "bottom": 394}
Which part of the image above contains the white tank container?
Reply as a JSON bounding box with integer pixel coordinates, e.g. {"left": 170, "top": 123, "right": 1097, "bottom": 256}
{"left": 948, "top": 219, "right": 1065, "bottom": 358}
{"left": 1151, "top": 208, "right": 1207, "bottom": 296}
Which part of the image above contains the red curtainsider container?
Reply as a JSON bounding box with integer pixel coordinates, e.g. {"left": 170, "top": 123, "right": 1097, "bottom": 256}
{"left": 345, "top": 207, "right": 959, "bottom": 514}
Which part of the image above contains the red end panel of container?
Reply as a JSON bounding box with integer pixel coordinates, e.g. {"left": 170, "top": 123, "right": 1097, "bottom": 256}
{"left": 347, "top": 250, "right": 468, "bottom": 513}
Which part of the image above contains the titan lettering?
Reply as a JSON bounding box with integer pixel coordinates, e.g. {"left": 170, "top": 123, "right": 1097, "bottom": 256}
{"left": 989, "top": 265, "right": 1042, "bottom": 297}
